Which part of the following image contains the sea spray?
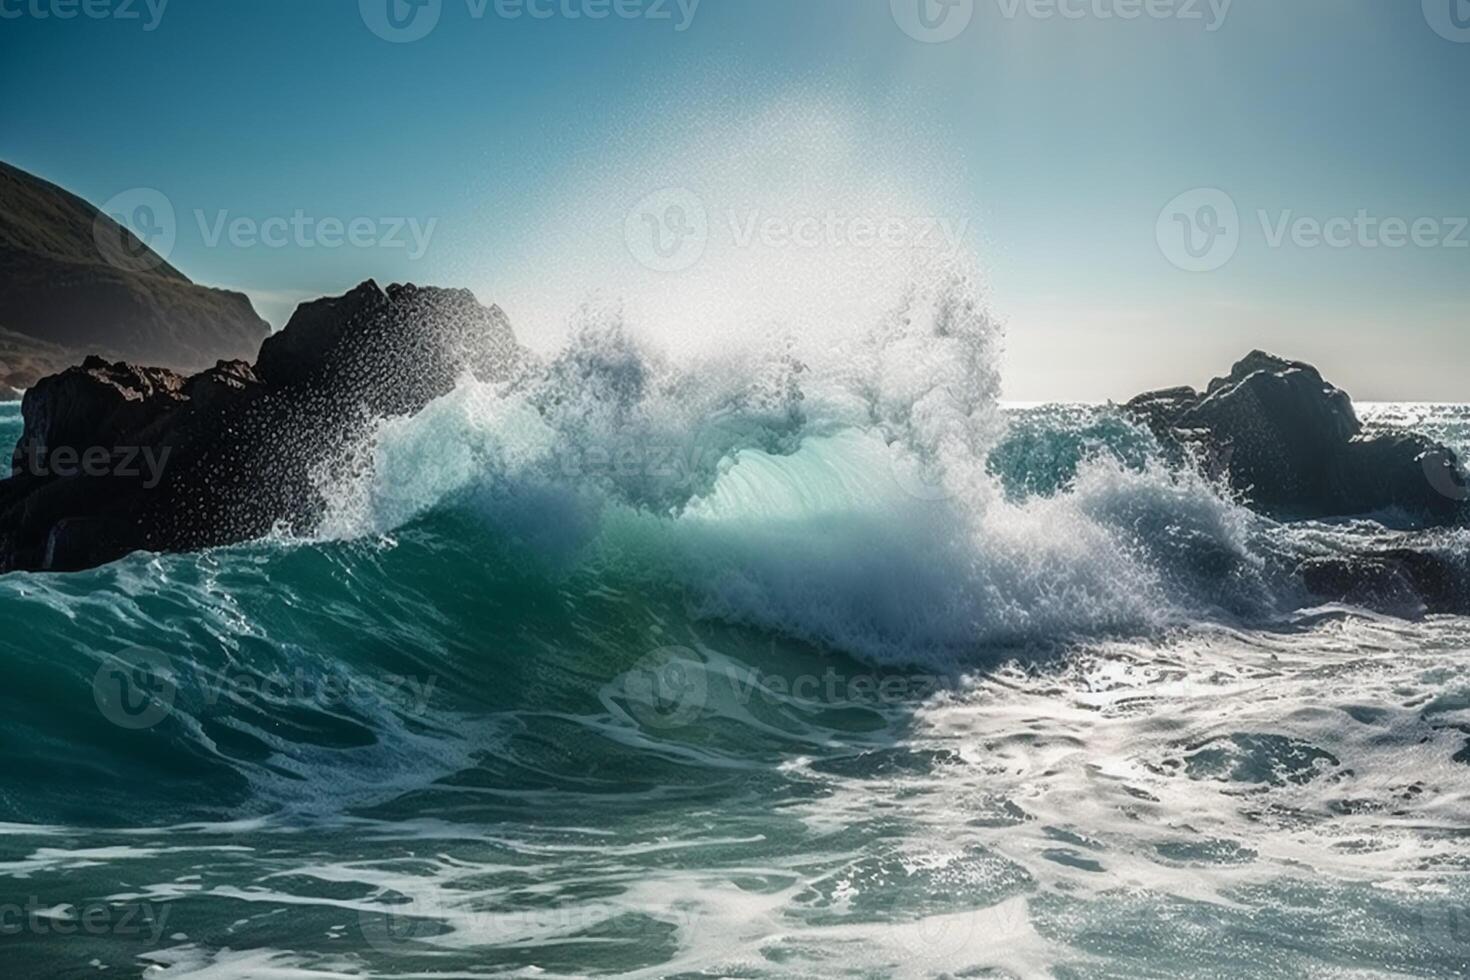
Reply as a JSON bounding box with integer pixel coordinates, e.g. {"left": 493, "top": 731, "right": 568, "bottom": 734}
{"left": 303, "top": 268, "right": 1270, "bottom": 664}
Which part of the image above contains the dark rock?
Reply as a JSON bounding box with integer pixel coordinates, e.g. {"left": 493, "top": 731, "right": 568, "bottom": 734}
{"left": 1127, "top": 350, "right": 1467, "bottom": 526}
{"left": 1175, "top": 353, "right": 1359, "bottom": 510}
{"left": 1122, "top": 386, "right": 1198, "bottom": 448}
{"left": 14, "top": 356, "right": 187, "bottom": 475}
{"left": 1299, "top": 549, "right": 1467, "bottom": 614}
{"left": 0, "top": 281, "right": 522, "bottom": 572}
{"left": 253, "top": 281, "right": 390, "bottom": 388}
{"left": 182, "top": 360, "right": 264, "bottom": 413}
{"left": 43, "top": 516, "right": 141, "bottom": 574}
{"left": 1329, "top": 433, "right": 1464, "bottom": 524}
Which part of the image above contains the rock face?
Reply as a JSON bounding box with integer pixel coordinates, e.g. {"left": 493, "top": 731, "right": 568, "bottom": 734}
{"left": 1299, "top": 549, "right": 1468, "bottom": 615}
{"left": 0, "top": 281, "right": 521, "bottom": 572}
{"left": 1126, "top": 350, "right": 1467, "bottom": 526}
{"left": 0, "top": 161, "right": 271, "bottom": 391}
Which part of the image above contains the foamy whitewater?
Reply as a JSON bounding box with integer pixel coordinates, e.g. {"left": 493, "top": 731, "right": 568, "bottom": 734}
{"left": 1, "top": 260, "right": 1468, "bottom": 977}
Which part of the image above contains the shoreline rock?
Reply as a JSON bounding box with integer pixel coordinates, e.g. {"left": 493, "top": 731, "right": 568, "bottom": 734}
{"left": 1125, "top": 350, "right": 1467, "bottom": 526}
{"left": 1, "top": 280, "right": 520, "bottom": 572}
{"left": 1298, "top": 548, "right": 1468, "bottom": 616}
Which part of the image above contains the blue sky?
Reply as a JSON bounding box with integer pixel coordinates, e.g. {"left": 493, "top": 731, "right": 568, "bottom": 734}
{"left": 2, "top": 0, "right": 1467, "bottom": 400}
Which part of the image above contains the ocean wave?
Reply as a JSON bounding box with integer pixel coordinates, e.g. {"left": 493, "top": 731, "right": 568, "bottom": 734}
{"left": 0, "top": 273, "right": 1457, "bottom": 836}
{"left": 300, "top": 273, "right": 1272, "bottom": 665}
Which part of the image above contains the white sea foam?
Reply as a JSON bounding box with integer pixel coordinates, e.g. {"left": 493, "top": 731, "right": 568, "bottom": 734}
{"left": 314, "top": 267, "right": 1265, "bottom": 665}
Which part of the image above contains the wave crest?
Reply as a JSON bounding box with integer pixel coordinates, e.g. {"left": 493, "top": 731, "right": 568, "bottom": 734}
{"left": 307, "top": 272, "right": 1270, "bottom": 664}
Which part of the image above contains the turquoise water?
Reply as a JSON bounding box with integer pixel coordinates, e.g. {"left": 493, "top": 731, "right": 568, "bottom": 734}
{"left": 2, "top": 382, "right": 1469, "bottom": 978}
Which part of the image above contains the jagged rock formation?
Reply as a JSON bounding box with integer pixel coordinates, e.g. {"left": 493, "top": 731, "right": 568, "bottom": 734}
{"left": 1, "top": 281, "right": 520, "bottom": 571}
{"left": 1126, "top": 351, "right": 1468, "bottom": 615}
{"left": 1126, "top": 350, "right": 1467, "bottom": 526}
{"left": 0, "top": 161, "right": 270, "bottom": 391}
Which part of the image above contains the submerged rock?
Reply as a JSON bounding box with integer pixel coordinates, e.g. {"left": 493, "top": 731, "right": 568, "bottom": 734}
{"left": 1298, "top": 549, "right": 1468, "bottom": 615}
{"left": 1126, "top": 350, "right": 1467, "bottom": 526}
{"left": 0, "top": 281, "right": 521, "bottom": 572}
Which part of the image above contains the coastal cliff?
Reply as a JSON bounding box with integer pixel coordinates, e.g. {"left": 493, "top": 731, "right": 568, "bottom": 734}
{"left": 0, "top": 161, "right": 270, "bottom": 391}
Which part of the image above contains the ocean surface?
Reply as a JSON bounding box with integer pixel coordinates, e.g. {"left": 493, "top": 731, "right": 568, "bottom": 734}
{"left": 2, "top": 301, "right": 1469, "bottom": 977}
